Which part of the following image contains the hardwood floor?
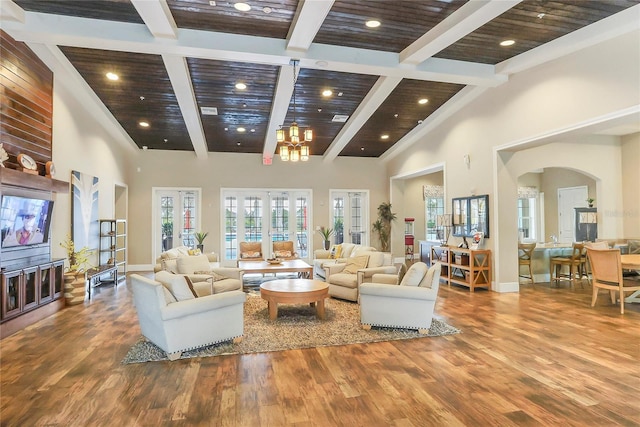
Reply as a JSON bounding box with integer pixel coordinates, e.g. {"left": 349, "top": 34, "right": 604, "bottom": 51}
{"left": 1, "top": 273, "right": 638, "bottom": 426}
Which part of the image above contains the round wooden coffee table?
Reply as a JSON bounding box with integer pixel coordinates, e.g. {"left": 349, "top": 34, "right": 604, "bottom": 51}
{"left": 260, "top": 279, "right": 329, "bottom": 320}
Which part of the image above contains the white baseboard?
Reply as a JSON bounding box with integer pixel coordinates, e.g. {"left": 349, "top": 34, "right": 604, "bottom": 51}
{"left": 493, "top": 281, "right": 520, "bottom": 293}
{"left": 128, "top": 264, "right": 154, "bottom": 272}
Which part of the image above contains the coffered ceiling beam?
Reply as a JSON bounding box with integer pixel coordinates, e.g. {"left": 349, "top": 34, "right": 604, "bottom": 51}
{"left": 323, "top": 76, "right": 403, "bottom": 162}
{"left": 400, "top": 0, "right": 522, "bottom": 65}
{"left": 263, "top": 65, "right": 295, "bottom": 163}
{"left": 1, "top": 12, "right": 505, "bottom": 87}
{"left": 162, "top": 54, "right": 209, "bottom": 159}
{"left": 131, "top": 0, "right": 177, "bottom": 39}
{"left": 286, "top": 0, "right": 334, "bottom": 52}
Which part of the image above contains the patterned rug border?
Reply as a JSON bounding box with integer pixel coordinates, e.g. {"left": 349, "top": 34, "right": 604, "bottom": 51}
{"left": 122, "top": 291, "right": 460, "bottom": 364}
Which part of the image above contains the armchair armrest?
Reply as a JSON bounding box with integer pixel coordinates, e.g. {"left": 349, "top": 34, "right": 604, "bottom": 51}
{"left": 211, "top": 267, "right": 243, "bottom": 281}
{"left": 370, "top": 273, "right": 400, "bottom": 285}
{"left": 159, "top": 290, "right": 246, "bottom": 320}
{"left": 359, "top": 283, "right": 438, "bottom": 301}
{"left": 357, "top": 266, "right": 398, "bottom": 284}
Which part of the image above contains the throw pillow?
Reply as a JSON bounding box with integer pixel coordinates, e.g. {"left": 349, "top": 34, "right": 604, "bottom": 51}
{"left": 161, "top": 258, "right": 178, "bottom": 274}
{"left": 329, "top": 244, "right": 343, "bottom": 259}
{"left": 241, "top": 251, "right": 261, "bottom": 259}
{"left": 397, "top": 263, "right": 408, "bottom": 283}
{"left": 194, "top": 270, "right": 229, "bottom": 281}
{"left": 400, "top": 263, "right": 428, "bottom": 286}
{"left": 188, "top": 248, "right": 202, "bottom": 256}
{"left": 155, "top": 271, "right": 197, "bottom": 301}
{"left": 274, "top": 250, "right": 292, "bottom": 258}
{"left": 419, "top": 264, "right": 437, "bottom": 289}
{"left": 343, "top": 255, "right": 369, "bottom": 274}
{"left": 176, "top": 254, "right": 211, "bottom": 274}
{"left": 161, "top": 286, "right": 177, "bottom": 304}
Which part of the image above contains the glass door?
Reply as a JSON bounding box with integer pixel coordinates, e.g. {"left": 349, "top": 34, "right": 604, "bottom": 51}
{"left": 330, "top": 191, "right": 369, "bottom": 246}
{"left": 154, "top": 189, "right": 201, "bottom": 260}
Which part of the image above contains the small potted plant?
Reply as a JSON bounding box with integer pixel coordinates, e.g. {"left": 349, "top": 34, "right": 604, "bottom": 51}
{"left": 586, "top": 198, "right": 595, "bottom": 208}
{"left": 317, "top": 226, "right": 334, "bottom": 250}
{"left": 60, "top": 234, "right": 93, "bottom": 305}
{"left": 194, "top": 231, "right": 209, "bottom": 252}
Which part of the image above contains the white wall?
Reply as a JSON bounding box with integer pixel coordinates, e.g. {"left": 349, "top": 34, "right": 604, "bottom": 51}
{"left": 386, "top": 30, "right": 640, "bottom": 292}
{"left": 50, "top": 79, "right": 129, "bottom": 267}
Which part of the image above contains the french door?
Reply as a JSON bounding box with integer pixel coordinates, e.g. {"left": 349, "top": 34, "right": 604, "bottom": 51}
{"left": 153, "top": 189, "right": 201, "bottom": 261}
{"left": 222, "top": 189, "right": 311, "bottom": 265}
{"left": 557, "top": 186, "right": 587, "bottom": 243}
{"left": 330, "top": 190, "right": 369, "bottom": 246}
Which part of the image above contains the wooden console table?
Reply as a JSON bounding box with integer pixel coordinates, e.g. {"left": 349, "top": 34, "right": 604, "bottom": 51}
{"left": 431, "top": 246, "right": 492, "bottom": 292}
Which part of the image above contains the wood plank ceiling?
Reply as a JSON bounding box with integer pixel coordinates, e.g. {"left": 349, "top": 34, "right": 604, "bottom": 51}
{"left": 7, "top": 0, "right": 640, "bottom": 161}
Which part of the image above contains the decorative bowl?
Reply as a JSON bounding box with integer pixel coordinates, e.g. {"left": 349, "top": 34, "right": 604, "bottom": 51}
{"left": 266, "top": 258, "right": 282, "bottom": 265}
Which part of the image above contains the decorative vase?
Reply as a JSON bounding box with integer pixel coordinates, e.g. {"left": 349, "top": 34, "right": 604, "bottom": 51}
{"left": 197, "top": 244, "right": 204, "bottom": 253}
{"left": 64, "top": 272, "right": 85, "bottom": 306}
{"left": 588, "top": 203, "right": 593, "bottom": 208}
{"left": 323, "top": 240, "right": 330, "bottom": 250}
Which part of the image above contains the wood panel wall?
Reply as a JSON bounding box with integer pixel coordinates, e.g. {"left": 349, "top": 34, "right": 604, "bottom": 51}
{"left": 0, "top": 30, "right": 53, "bottom": 174}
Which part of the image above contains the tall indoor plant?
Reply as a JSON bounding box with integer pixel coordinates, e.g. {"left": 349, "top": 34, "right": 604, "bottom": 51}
{"left": 372, "top": 202, "right": 397, "bottom": 252}
{"left": 60, "top": 234, "right": 93, "bottom": 306}
{"left": 317, "top": 226, "right": 334, "bottom": 250}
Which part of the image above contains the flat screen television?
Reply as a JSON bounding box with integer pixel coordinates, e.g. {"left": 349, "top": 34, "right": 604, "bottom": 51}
{"left": 0, "top": 195, "right": 54, "bottom": 248}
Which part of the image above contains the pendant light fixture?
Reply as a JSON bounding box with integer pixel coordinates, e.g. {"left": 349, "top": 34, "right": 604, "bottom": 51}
{"left": 278, "top": 59, "right": 312, "bottom": 162}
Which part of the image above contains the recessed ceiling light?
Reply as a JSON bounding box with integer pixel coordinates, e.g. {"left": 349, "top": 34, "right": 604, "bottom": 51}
{"left": 316, "top": 60, "right": 328, "bottom": 67}
{"left": 234, "top": 2, "right": 251, "bottom": 12}
{"left": 337, "top": 92, "right": 343, "bottom": 97}
{"left": 139, "top": 121, "right": 150, "bottom": 128}
{"left": 418, "top": 98, "right": 428, "bottom": 105}
{"left": 262, "top": 6, "right": 272, "bottom": 14}
{"left": 394, "top": 114, "right": 398, "bottom": 118}
{"left": 237, "top": 127, "right": 246, "bottom": 133}
{"left": 250, "top": 129, "right": 255, "bottom": 133}
{"left": 235, "top": 82, "right": 247, "bottom": 90}
{"left": 209, "top": 1, "right": 216, "bottom": 6}
{"left": 361, "top": 147, "right": 365, "bottom": 151}
{"left": 322, "top": 89, "right": 332, "bottom": 97}
{"left": 142, "top": 146, "right": 148, "bottom": 150}
{"left": 106, "top": 72, "right": 119, "bottom": 81}
{"left": 537, "top": 13, "right": 545, "bottom": 19}
{"left": 500, "top": 39, "right": 515, "bottom": 47}
{"left": 139, "top": 96, "right": 145, "bottom": 101}
{"left": 163, "top": 139, "right": 168, "bottom": 143}
{"left": 365, "top": 20, "right": 381, "bottom": 28}
{"left": 381, "top": 134, "right": 389, "bottom": 140}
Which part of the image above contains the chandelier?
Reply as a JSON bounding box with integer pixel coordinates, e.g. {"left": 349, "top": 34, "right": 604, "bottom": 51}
{"left": 277, "top": 59, "right": 313, "bottom": 162}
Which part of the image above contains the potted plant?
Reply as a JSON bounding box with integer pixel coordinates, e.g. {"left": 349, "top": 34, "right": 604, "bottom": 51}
{"left": 60, "top": 234, "right": 93, "bottom": 306}
{"left": 317, "top": 226, "right": 334, "bottom": 250}
{"left": 586, "top": 198, "right": 595, "bottom": 208}
{"left": 372, "top": 202, "right": 397, "bottom": 252}
{"left": 194, "top": 231, "right": 209, "bottom": 252}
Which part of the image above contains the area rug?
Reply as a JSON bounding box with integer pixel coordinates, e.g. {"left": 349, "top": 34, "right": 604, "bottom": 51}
{"left": 122, "top": 292, "right": 460, "bottom": 364}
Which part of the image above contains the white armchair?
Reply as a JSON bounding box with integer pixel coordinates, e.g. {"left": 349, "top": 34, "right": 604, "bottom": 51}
{"left": 325, "top": 251, "right": 395, "bottom": 302}
{"left": 360, "top": 262, "right": 441, "bottom": 333}
{"left": 156, "top": 254, "right": 243, "bottom": 295}
{"left": 130, "top": 274, "right": 246, "bottom": 360}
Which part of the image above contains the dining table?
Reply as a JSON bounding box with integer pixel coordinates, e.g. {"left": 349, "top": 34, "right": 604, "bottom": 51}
{"left": 621, "top": 254, "right": 640, "bottom": 303}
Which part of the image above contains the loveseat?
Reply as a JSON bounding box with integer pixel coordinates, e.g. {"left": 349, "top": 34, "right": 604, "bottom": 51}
{"left": 155, "top": 250, "right": 243, "bottom": 295}
{"left": 130, "top": 274, "right": 246, "bottom": 360}
{"left": 313, "top": 243, "right": 378, "bottom": 280}
{"left": 154, "top": 245, "right": 219, "bottom": 273}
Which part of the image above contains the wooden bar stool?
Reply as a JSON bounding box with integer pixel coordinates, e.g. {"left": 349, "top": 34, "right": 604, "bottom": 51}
{"left": 550, "top": 243, "right": 587, "bottom": 288}
{"left": 518, "top": 242, "right": 536, "bottom": 284}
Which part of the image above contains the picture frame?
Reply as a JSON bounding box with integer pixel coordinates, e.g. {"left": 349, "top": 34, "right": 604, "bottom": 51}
{"left": 470, "top": 231, "right": 484, "bottom": 250}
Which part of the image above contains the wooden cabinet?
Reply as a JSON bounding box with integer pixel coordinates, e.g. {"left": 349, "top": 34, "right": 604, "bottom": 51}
{"left": 99, "top": 219, "right": 127, "bottom": 282}
{"left": 1, "top": 259, "right": 65, "bottom": 322}
{"left": 430, "top": 246, "right": 492, "bottom": 292}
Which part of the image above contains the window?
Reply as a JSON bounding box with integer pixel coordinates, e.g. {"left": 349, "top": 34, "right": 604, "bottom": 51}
{"left": 425, "top": 196, "right": 444, "bottom": 241}
{"left": 518, "top": 197, "right": 537, "bottom": 241}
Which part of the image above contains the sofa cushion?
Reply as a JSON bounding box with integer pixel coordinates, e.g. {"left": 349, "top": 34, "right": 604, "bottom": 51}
{"left": 351, "top": 246, "right": 376, "bottom": 258}
{"left": 160, "top": 245, "right": 191, "bottom": 260}
{"left": 343, "top": 255, "right": 369, "bottom": 274}
{"left": 419, "top": 264, "right": 437, "bottom": 289}
{"left": 162, "top": 286, "right": 177, "bottom": 304}
{"left": 274, "top": 250, "right": 292, "bottom": 258}
{"left": 241, "top": 251, "right": 262, "bottom": 259}
{"left": 194, "top": 270, "right": 229, "bottom": 282}
{"left": 328, "top": 273, "right": 359, "bottom": 288}
{"left": 363, "top": 251, "right": 384, "bottom": 268}
{"left": 161, "top": 258, "right": 179, "bottom": 274}
{"left": 155, "top": 271, "right": 197, "bottom": 301}
{"left": 400, "top": 263, "right": 428, "bottom": 287}
{"left": 329, "top": 244, "right": 343, "bottom": 259}
{"left": 176, "top": 254, "right": 211, "bottom": 274}
{"left": 397, "top": 263, "right": 408, "bottom": 283}
{"left": 341, "top": 243, "right": 356, "bottom": 258}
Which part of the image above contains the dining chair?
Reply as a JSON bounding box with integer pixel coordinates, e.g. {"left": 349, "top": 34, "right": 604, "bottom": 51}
{"left": 550, "top": 242, "right": 587, "bottom": 288}
{"left": 518, "top": 242, "right": 536, "bottom": 284}
{"left": 586, "top": 248, "right": 640, "bottom": 314}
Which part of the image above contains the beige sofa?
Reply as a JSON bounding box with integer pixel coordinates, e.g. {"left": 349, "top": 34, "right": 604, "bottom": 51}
{"left": 154, "top": 245, "right": 219, "bottom": 272}
{"left": 325, "top": 250, "right": 395, "bottom": 302}
{"left": 313, "top": 243, "right": 378, "bottom": 280}
{"left": 155, "top": 252, "right": 243, "bottom": 295}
